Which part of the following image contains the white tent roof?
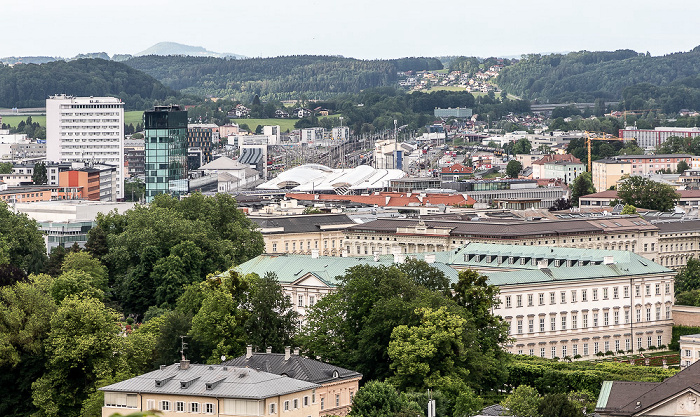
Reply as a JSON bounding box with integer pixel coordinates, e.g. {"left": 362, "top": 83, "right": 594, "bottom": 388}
{"left": 257, "top": 164, "right": 405, "bottom": 192}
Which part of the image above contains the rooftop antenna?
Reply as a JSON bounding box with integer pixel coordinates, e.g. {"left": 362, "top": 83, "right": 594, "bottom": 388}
{"left": 180, "top": 335, "right": 188, "bottom": 360}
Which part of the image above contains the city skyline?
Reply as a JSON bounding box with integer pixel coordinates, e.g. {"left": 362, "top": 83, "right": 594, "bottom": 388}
{"left": 2, "top": 0, "right": 699, "bottom": 60}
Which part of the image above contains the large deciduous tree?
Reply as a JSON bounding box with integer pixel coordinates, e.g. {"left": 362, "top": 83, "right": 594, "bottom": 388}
{"left": 0, "top": 274, "right": 57, "bottom": 417}
{"left": 616, "top": 175, "right": 680, "bottom": 212}
{"left": 87, "top": 192, "right": 264, "bottom": 317}
{"left": 0, "top": 202, "right": 47, "bottom": 274}
{"left": 506, "top": 160, "right": 523, "bottom": 178}
{"left": 388, "top": 306, "right": 469, "bottom": 391}
{"left": 244, "top": 272, "right": 298, "bottom": 353}
{"left": 31, "top": 295, "right": 121, "bottom": 417}
{"left": 501, "top": 385, "right": 541, "bottom": 417}
{"left": 570, "top": 172, "right": 595, "bottom": 206}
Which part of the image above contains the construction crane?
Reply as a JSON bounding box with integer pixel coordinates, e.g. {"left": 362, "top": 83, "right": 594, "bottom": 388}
{"left": 585, "top": 131, "right": 626, "bottom": 171}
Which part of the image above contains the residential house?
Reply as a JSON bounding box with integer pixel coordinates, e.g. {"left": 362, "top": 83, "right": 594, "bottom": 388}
{"left": 224, "top": 346, "right": 362, "bottom": 416}
{"left": 596, "top": 360, "right": 700, "bottom": 416}
{"left": 440, "top": 163, "right": 473, "bottom": 181}
{"left": 100, "top": 360, "right": 321, "bottom": 417}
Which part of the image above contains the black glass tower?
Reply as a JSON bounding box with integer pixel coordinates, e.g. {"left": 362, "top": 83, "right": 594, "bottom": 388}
{"left": 143, "top": 105, "right": 188, "bottom": 202}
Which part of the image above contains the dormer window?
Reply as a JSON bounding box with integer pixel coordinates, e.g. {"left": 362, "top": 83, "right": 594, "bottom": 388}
{"left": 333, "top": 370, "right": 339, "bottom": 378}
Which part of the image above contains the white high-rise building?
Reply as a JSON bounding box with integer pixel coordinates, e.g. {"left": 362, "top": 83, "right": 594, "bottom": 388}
{"left": 46, "top": 95, "right": 125, "bottom": 199}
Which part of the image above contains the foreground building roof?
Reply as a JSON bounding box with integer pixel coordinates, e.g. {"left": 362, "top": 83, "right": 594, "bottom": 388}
{"left": 99, "top": 362, "right": 318, "bottom": 400}
{"left": 224, "top": 352, "right": 362, "bottom": 384}
{"left": 596, "top": 360, "right": 700, "bottom": 416}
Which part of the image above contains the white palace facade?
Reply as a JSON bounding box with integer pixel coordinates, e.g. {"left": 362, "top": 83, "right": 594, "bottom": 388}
{"left": 234, "top": 242, "right": 675, "bottom": 359}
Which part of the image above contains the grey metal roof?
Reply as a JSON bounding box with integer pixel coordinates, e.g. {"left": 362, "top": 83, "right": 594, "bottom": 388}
{"left": 223, "top": 353, "right": 362, "bottom": 384}
{"left": 654, "top": 219, "right": 700, "bottom": 234}
{"left": 346, "top": 216, "right": 656, "bottom": 239}
{"left": 99, "top": 363, "right": 319, "bottom": 399}
{"left": 250, "top": 214, "right": 355, "bottom": 234}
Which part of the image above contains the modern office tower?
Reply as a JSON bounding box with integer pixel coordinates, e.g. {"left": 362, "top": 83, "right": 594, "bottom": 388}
{"left": 46, "top": 95, "right": 125, "bottom": 199}
{"left": 143, "top": 105, "right": 188, "bottom": 202}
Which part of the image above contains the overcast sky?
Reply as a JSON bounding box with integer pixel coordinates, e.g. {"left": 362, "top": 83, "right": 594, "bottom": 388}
{"left": 3, "top": 0, "right": 699, "bottom": 59}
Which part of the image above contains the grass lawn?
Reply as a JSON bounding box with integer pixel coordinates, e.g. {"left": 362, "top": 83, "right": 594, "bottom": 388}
{"left": 2, "top": 115, "right": 46, "bottom": 127}
{"left": 416, "top": 86, "right": 466, "bottom": 93}
{"left": 125, "top": 111, "right": 143, "bottom": 127}
{"left": 232, "top": 115, "right": 341, "bottom": 133}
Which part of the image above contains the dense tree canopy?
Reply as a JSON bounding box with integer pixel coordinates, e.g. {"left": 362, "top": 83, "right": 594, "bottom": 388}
{"left": 0, "top": 202, "right": 46, "bottom": 274}
{"left": 0, "top": 59, "right": 179, "bottom": 109}
{"left": 124, "top": 55, "right": 441, "bottom": 102}
{"left": 616, "top": 175, "right": 680, "bottom": 211}
{"left": 497, "top": 48, "right": 700, "bottom": 112}
{"left": 570, "top": 172, "right": 595, "bottom": 206}
{"left": 86, "top": 192, "right": 264, "bottom": 317}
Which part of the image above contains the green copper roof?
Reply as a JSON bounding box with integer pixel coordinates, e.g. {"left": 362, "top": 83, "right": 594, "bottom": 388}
{"left": 232, "top": 242, "right": 672, "bottom": 288}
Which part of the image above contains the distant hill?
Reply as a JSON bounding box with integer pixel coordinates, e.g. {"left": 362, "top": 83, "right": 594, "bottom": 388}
{"left": 135, "top": 42, "right": 246, "bottom": 59}
{"left": 0, "top": 58, "right": 180, "bottom": 109}
{"left": 497, "top": 47, "right": 700, "bottom": 112}
{"left": 123, "top": 55, "right": 442, "bottom": 101}
{"left": 0, "top": 56, "right": 59, "bottom": 65}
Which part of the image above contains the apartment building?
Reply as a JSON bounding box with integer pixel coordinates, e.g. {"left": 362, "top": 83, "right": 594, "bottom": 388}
{"left": 619, "top": 126, "right": 700, "bottom": 149}
{"left": 592, "top": 159, "right": 632, "bottom": 193}
{"left": 225, "top": 347, "right": 361, "bottom": 417}
{"left": 46, "top": 95, "right": 124, "bottom": 199}
{"left": 614, "top": 154, "right": 693, "bottom": 176}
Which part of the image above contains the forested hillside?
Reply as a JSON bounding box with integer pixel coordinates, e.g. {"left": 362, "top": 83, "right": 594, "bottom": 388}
{"left": 0, "top": 59, "right": 180, "bottom": 109}
{"left": 497, "top": 47, "right": 700, "bottom": 111}
{"left": 123, "top": 55, "right": 442, "bottom": 101}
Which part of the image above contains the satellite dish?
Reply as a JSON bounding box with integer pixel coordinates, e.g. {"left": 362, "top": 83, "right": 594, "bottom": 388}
{"left": 221, "top": 355, "right": 226, "bottom": 362}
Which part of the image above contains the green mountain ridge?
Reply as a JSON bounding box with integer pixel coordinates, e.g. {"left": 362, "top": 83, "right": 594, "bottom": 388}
{"left": 496, "top": 47, "right": 700, "bottom": 111}
{"left": 122, "top": 55, "right": 443, "bottom": 101}
{"left": 0, "top": 58, "right": 180, "bottom": 109}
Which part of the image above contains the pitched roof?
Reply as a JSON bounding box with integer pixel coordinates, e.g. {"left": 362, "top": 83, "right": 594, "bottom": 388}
{"left": 250, "top": 214, "right": 355, "bottom": 234}
{"left": 199, "top": 156, "right": 248, "bottom": 171}
{"left": 441, "top": 164, "right": 473, "bottom": 174}
{"left": 99, "top": 363, "right": 318, "bottom": 399}
{"left": 533, "top": 154, "right": 582, "bottom": 165}
{"left": 596, "top": 360, "right": 700, "bottom": 416}
{"left": 223, "top": 353, "right": 362, "bottom": 384}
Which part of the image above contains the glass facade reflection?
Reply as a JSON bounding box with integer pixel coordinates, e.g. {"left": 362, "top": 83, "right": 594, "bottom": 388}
{"left": 143, "top": 106, "right": 188, "bottom": 202}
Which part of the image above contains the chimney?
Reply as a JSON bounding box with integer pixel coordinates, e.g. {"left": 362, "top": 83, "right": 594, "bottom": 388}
{"left": 311, "top": 249, "right": 319, "bottom": 259}
{"left": 266, "top": 346, "right": 272, "bottom": 354}
{"left": 373, "top": 251, "right": 380, "bottom": 262}
{"left": 284, "top": 346, "right": 291, "bottom": 361}
{"left": 394, "top": 253, "right": 406, "bottom": 264}
{"left": 246, "top": 345, "right": 253, "bottom": 359}
{"left": 294, "top": 348, "right": 300, "bottom": 356}
{"left": 604, "top": 255, "right": 615, "bottom": 265}
{"left": 425, "top": 254, "right": 436, "bottom": 264}
{"left": 180, "top": 359, "right": 190, "bottom": 370}
{"left": 160, "top": 365, "right": 167, "bottom": 371}
{"left": 341, "top": 250, "right": 348, "bottom": 257}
